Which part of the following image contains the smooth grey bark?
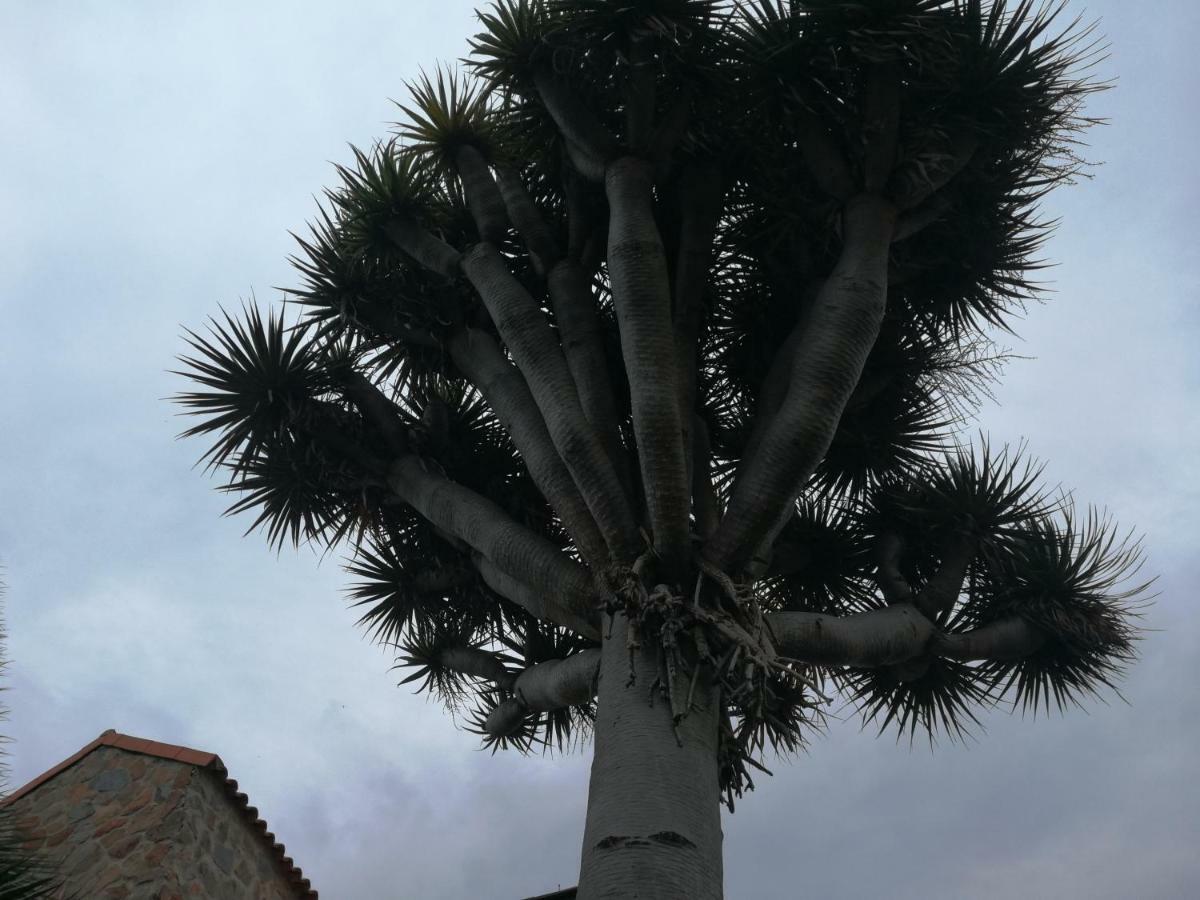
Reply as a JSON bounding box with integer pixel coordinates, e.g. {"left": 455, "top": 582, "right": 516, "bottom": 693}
{"left": 672, "top": 164, "right": 725, "bottom": 493}
{"left": 470, "top": 609, "right": 1055, "bottom": 728}
{"left": 932, "top": 617, "right": 1048, "bottom": 661}
{"left": 495, "top": 164, "right": 560, "bottom": 274}
{"left": 533, "top": 69, "right": 619, "bottom": 175}
{"left": 462, "top": 242, "right": 641, "bottom": 564}
{"left": 914, "top": 536, "right": 977, "bottom": 619}
{"left": 473, "top": 552, "right": 601, "bottom": 642}
{"left": 453, "top": 144, "right": 509, "bottom": 243}
{"left": 439, "top": 646, "right": 514, "bottom": 687}
{"left": 382, "top": 218, "right": 461, "bottom": 278}
{"left": 705, "top": 193, "right": 898, "bottom": 571}
{"left": 513, "top": 648, "right": 600, "bottom": 711}
{"left": 606, "top": 157, "right": 692, "bottom": 574}
{"left": 387, "top": 456, "right": 596, "bottom": 632}
{"left": 448, "top": 327, "right": 609, "bottom": 569}
{"left": 890, "top": 133, "right": 979, "bottom": 210}
{"left": 767, "top": 604, "right": 936, "bottom": 667}
{"left": 546, "top": 260, "right": 630, "bottom": 491}
{"left": 481, "top": 650, "right": 602, "bottom": 739}
{"left": 578, "top": 613, "right": 724, "bottom": 900}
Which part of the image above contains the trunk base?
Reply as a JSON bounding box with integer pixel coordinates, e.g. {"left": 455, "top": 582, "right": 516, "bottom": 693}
{"left": 577, "top": 613, "right": 724, "bottom": 900}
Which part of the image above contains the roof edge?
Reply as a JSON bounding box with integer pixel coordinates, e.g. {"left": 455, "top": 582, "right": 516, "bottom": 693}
{"left": 2, "top": 729, "right": 315, "bottom": 898}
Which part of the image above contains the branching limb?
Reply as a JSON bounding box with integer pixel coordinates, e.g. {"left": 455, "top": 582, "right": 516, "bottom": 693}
{"left": 340, "top": 372, "right": 410, "bottom": 456}
{"left": 624, "top": 37, "right": 656, "bottom": 154}
{"left": 473, "top": 552, "right": 601, "bottom": 641}
{"left": 672, "top": 163, "right": 725, "bottom": 481}
{"left": 931, "top": 618, "right": 1048, "bottom": 662}
{"left": 890, "top": 133, "right": 979, "bottom": 210}
{"left": 862, "top": 62, "right": 902, "bottom": 192}
{"left": 461, "top": 242, "right": 640, "bottom": 563}
{"left": 892, "top": 191, "right": 954, "bottom": 243}
{"left": 691, "top": 416, "right": 720, "bottom": 540}
{"left": 388, "top": 455, "right": 595, "bottom": 622}
{"left": 448, "top": 327, "right": 609, "bottom": 568}
{"left": 874, "top": 531, "right": 913, "bottom": 604}
{"left": 438, "top": 646, "right": 515, "bottom": 689}
{"left": 767, "top": 606, "right": 1050, "bottom": 669}
{"left": 768, "top": 604, "right": 935, "bottom": 668}
{"left": 913, "top": 535, "right": 977, "bottom": 621}
{"left": 606, "top": 156, "right": 691, "bottom": 575}
{"left": 533, "top": 69, "right": 619, "bottom": 178}
{"left": 706, "top": 193, "right": 897, "bottom": 572}
{"left": 797, "top": 112, "right": 855, "bottom": 201}
{"left": 481, "top": 649, "right": 603, "bottom": 737}
{"left": 512, "top": 648, "right": 601, "bottom": 711}
{"left": 494, "top": 164, "right": 560, "bottom": 274}
{"left": 453, "top": 144, "right": 509, "bottom": 243}
{"left": 546, "top": 260, "right": 629, "bottom": 488}
{"left": 382, "top": 218, "right": 461, "bottom": 278}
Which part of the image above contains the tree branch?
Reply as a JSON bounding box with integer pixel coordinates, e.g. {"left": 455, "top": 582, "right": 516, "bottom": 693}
{"left": 874, "top": 531, "right": 913, "bottom": 604}
{"left": 931, "top": 618, "right": 1048, "bottom": 662}
{"left": 533, "top": 69, "right": 619, "bottom": 177}
{"left": 461, "top": 243, "right": 639, "bottom": 563}
{"left": 625, "top": 38, "right": 656, "bottom": 154}
{"left": 889, "top": 133, "right": 979, "bottom": 210}
{"left": 862, "top": 62, "right": 902, "bottom": 192}
{"left": 495, "top": 165, "right": 561, "bottom": 274}
{"left": 448, "top": 327, "right": 609, "bottom": 569}
{"left": 672, "top": 163, "right": 724, "bottom": 485}
{"left": 439, "top": 646, "right": 515, "bottom": 688}
{"left": 453, "top": 145, "right": 509, "bottom": 243}
{"left": 545, "top": 260, "right": 630, "bottom": 492}
{"left": 482, "top": 649, "right": 603, "bottom": 736}
{"left": 473, "top": 552, "right": 601, "bottom": 641}
{"left": 769, "top": 604, "right": 934, "bottom": 667}
{"left": 797, "top": 112, "right": 855, "bottom": 201}
{"left": 341, "top": 372, "right": 409, "bottom": 456}
{"left": 768, "top": 606, "right": 1048, "bottom": 668}
{"left": 913, "top": 535, "right": 976, "bottom": 620}
{"left": 706, "top": 193, "right": 897, "bottom": 572}
{"left": 387, "top": 455, "right": 595, "bottom": 625}
{"left": 512, "top": 648, "right": 601, "bottom": 711}
{"left": 475, "top": 610, "right": 1050, "bottom": 735}
{"left": 606, "top": 156, "right": 691, "bottom": 575}
{"left": 382, "top": 218, "right": 462, "bottom": 278}
{"left": 892, "top": 191, "right": 954, "bottom": 243}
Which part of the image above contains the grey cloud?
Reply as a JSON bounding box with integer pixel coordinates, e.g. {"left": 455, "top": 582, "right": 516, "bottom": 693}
{"left": 2, "top": 1, "right": 1197, "bottom": 898}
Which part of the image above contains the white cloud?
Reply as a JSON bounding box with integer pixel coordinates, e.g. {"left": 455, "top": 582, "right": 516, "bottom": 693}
{"left": 2, "top": 0, "right": 1197, "bottom": 897}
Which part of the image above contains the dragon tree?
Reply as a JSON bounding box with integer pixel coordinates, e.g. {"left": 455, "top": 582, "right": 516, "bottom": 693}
{"left": 176, "top": 1, "right": 1146, "bottom": 896}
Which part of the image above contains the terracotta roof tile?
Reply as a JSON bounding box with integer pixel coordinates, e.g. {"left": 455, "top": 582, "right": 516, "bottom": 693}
{"left": 2, "top": 730, "right": 316, "bottom": 898}
{"left": 108, "top": 734, "right": 155, "bottom": 754}
{"left": 138, "top": 739, "right": 187, "bottom": 759}
{"left": 173, "top": 748, "right": 213, "bottom": 767}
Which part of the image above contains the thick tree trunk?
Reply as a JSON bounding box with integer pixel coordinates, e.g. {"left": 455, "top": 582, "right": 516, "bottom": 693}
{"left": 578, "top": 613, "right": 724, "bottom": 900}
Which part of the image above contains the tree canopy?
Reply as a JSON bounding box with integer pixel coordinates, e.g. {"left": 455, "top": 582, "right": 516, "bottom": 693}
{"left": 176, "top": 0, "right": 1145, "bottom": 893}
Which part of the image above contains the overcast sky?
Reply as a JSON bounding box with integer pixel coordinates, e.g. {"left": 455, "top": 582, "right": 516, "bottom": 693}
{"left": 2, "top": 2, "right": 1197, "bottom": 898}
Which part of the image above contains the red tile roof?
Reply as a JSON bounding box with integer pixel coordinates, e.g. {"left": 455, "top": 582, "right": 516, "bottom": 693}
{"left": 2, "top": 729, "right": 316, "bottom": 898}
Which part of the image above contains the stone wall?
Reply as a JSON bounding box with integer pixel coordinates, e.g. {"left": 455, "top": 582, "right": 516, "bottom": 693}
{"left": 10, "top": 745, "right": 304, "bottom": 899}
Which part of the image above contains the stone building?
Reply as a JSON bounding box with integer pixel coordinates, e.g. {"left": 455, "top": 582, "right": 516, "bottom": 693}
{"left": 2, "top": 729, "right": 315, "bottom": 899}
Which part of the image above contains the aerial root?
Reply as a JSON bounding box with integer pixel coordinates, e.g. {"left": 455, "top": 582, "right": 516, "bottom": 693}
{"left": 605, "top": 556, "right": 834, "bottom": 783}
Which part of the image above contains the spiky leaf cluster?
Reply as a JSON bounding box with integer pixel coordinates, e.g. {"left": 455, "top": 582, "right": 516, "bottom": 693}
{"left": 967, "top": 509, "right": 1146, "bottom": 713}
{"left": 175, "top": 0, "right": 1144, "bottom": 779}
